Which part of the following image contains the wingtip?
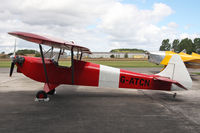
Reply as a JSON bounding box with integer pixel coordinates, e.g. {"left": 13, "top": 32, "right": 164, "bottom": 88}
{"left": 8, "top": 31, "right": 18, "bottom": 35}
{"left": 8, "top": 32, "right": 13, "bottom": 35}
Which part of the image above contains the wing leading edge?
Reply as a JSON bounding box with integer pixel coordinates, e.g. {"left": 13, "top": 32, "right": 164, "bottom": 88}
{"left": 8, "top": 31, "right": 91, "bottom": 54}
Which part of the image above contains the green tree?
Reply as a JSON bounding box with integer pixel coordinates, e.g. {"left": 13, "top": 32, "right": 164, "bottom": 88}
{"left": 172, "top": 39, "right": 179, "bottom": 52}
{"left": 178, "top": 38, "right": 194, "bottom": 54}
{"left": 16, "top": 49, "right": 37, "bottom": 55}
{"left": 194, "top": 38, "right": 200, "bottom": 54}
{"left": 110, "top": 54, "right": 115, "bottom": 58}
{"left": 159, "top": 39, "right": 171, "bottom": 51}
{"left": 124, "top": 53, "right": 128, "bottom": 58}
{"left": 110, "top": 48, "right": 145, "bottom": 53}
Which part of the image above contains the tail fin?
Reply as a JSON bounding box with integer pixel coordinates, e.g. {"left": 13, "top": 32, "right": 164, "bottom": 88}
{"left": 156, "top": 54, "right": 192, "bottom": 90}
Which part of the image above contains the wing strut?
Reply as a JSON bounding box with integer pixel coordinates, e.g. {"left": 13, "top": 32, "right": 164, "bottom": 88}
{"left": 50, "top": 46, "right": 54, "bottom": 58}
{"left": 71, "top": 47, "right": 74, "bottom": 84}
{"left": 57, "top": 49, "right": 62, "bottom": 61}
{"left": 39, "top": 44, "right": 49, "bottom": 84}
{"left": 77, "top": 50, "right": 79, "bottom": 60}
{"left": 80, "top": 52, "right": 83, "bottom": 60}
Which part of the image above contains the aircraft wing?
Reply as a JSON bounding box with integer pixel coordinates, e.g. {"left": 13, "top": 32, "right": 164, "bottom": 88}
{"left": 183, "top": 59, "right": 200, "bottom": 63}
{"left": 8, "top": 31, "right": 92, "bottom": 54}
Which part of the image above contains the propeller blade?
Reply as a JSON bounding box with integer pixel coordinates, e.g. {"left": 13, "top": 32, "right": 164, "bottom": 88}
{"left": 9, "top": 62, "right": 15, "bottom": 77}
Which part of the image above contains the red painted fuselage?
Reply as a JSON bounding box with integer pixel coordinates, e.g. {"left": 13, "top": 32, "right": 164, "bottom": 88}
{"left": 16, "top": 56, "right": 172, "bottom": 92}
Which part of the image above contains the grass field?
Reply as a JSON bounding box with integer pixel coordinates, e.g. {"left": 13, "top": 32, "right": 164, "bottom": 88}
{"left": 0, "top": 60, "right": 11, "bottom": 68}
{"left": 59, "top": 60, "right": 162, "bottom": 68}
{"left": 0, "top": 59, "right": 162, "bottom": 68}
{"left": 192, "top": 72, "right": 200, "bottom": 75}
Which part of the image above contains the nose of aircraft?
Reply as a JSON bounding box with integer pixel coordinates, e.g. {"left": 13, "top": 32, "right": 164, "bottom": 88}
{"left": 148, "top": 51, "right": 166, "bottom": 65}
{"left": 9, "top": 56, "right": 25, "bottom": 77}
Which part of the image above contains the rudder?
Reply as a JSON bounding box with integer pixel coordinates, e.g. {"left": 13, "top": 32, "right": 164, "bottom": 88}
{"left": 156, "top": 54, "right": 192, "bottom": 90}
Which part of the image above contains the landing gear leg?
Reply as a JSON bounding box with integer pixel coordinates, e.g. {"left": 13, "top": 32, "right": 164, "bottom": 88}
{"left": 173, "top": 93, "right": 177, "bottom": 98}
{"left": 35, "top": 90, "right": 49, "bottom": 102}
{"left": 47, "top": 89, "right": 56, "bottom": 95}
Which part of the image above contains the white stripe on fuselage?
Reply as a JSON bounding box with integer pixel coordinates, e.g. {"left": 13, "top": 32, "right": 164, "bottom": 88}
{"left": 98, "top": 65, "right": 120, "bottom": 88}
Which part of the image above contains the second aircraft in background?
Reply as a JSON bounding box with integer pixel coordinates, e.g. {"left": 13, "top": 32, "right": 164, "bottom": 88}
{"left": 148, "top": 51, "right": 200, "bottom": 69}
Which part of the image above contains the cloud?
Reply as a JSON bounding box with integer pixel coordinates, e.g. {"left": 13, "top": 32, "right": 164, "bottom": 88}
{"left": 0, "top": 0, "right": 199, "bottom": 53}
{"left": 0, "top": 0, "right": 115, "bottom": 53}
{"left": 98, "top": 3, "right": 175, "bottom": 50}
{"left": 0, "top": 0, "right": 114, "bottom": 27}
{"left": 98, "top": 2, "right": 200, "bottom": 50}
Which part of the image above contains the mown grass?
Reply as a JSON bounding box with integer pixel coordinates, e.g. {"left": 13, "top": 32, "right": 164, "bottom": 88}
{"left": 59, "top": 60, "right": 162, "bottom": 68}
{"left": 192, "top": 72, "right": 200, "bottom": 75}
{"left": 0, "top": 60, "right": 11, "bottom": 68}
{"left": 0, "top": 60, "right": 162, "bottom": 68}
{"left": 88, "top": 60, "right": 162, "bottom": 68}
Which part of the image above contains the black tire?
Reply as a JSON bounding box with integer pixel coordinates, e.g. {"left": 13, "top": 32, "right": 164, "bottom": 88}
{"left": 36, "top": 90, "right": 48, "bottom": 99}
{"left": 47, "top": 89, "right": 55, "bottom": 95}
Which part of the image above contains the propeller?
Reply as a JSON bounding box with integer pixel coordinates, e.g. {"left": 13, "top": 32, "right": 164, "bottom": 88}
{"left": 9, "top": 39, "right": 17, "bottom": 77}
{"left": 9, "top": 61, "right": 15, "bottom": 77}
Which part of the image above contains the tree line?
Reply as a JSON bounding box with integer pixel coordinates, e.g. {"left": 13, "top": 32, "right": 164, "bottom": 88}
{"left": 159, "top": 38, "right": 200, "bottom": 54}
{"left": 7, "top": 49, "right": 41, "bottom": 57}
{"left": 110, "top": 48, "right": 146, "bottom": 53}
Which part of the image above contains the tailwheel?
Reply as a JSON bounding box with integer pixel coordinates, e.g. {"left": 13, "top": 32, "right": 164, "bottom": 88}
{"left": 35, "top": 90, "right": 49, "bottom": 102}
{"left": 47, "top": 89, "right": 56, "bottom": 95}
{"left": 173, "top": 93, "right": 177, "bottom": 99}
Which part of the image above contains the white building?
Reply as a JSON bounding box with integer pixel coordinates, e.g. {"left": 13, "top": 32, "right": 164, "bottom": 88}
{"left": 86, "top": 52, "right": 147, "bottom": 58}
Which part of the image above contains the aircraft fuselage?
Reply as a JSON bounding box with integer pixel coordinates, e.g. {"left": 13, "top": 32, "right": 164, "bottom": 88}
{"left": 16, "top": 56, "right": 172, "bottom": 92}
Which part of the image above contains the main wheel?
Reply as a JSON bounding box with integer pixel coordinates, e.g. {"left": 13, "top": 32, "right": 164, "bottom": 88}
{"left": 47, "top": 89, "right": 56, "bottom": 95}
{"left": 36, "top": 90, "right": 48, "bottom": 99}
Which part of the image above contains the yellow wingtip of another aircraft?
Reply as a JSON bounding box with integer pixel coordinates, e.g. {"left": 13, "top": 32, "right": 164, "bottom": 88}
{"left": 192, "top": 52, "right": 200, "bottom": 57}
{"left": 160, "top": 51, "right": 200, "bottom": 65}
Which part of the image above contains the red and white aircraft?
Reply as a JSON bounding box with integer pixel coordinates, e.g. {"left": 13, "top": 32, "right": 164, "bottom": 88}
{"left": 8, "top": 31, "right": 192, "bottom": 101}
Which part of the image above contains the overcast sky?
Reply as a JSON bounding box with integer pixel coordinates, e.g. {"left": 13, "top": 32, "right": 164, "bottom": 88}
{"left": 0, "top": 0, "right": 200, "bottom": 53}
